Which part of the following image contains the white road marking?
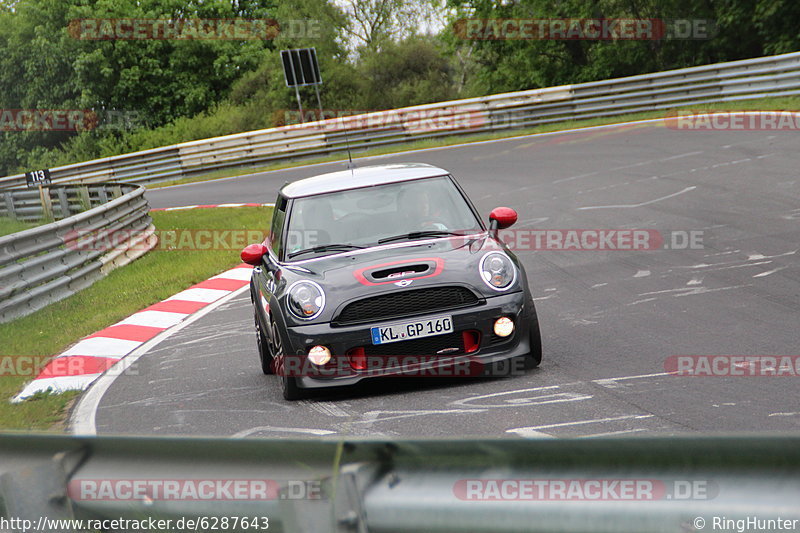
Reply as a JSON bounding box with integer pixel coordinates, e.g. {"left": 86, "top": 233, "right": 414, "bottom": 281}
{"left": 658, "top": 151, "right": 703, "bottom": 161}
{"left": 577, "top": 186, "right": 696, "bottom": 210}
{"left": 231, "top": 426, "right": 336, "bottom": 438}
{"left": 753, "top": 266, "right": 788, "bottom": 278}
{"left": 704, "top": 250, "right": 740, "bottom": 257}
{"left": 513, "top": 414, "right": 654, "bottom": 431}
{"left": 505, "top": 427, "right": 555, "bottom": 438}
{"left": 747, "top": 250, "right": 797, "bottom": 261}
{"left": 698, "top": 261, "right": 773, "bottom": 271}
{"left": 634, "top": 270, "right": 651, "bottom": 278}
{"left": 552, "top": 170, "right": 601, "bottom": 184}
{"left": 592, "top": 371, "right": 677, "bottom": 388}
{"left": 451, "top": 386, "right": 591, "bottom": 408}
{"left": 580, "top": 428, "right": 648, "bottom": 438}
{"left": 627, "top": 284, "right": 753, "bottom": 305}
{"left": 768, "top": 412, "right": 800, "bottom": 417}
{"left": 355, "top": 409, "right": 486, "bottom": 424}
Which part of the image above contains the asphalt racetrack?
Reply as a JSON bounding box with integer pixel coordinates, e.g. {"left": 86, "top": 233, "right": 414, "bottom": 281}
{"left": 86, "top": 120, "right": 800, "bottom": 438}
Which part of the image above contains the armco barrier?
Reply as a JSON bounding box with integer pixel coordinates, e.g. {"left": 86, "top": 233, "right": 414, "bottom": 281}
{"left": 0, "top": 433, "right": 798, "bottom": 531}
{"left": 1, "top": 183, "right": 129, "bottom": 222}
{"left": 0, "top": 183, "right": 155, "bottom": 322}
{"left": 1, "top": 51, "right": 800, "bottom": 189}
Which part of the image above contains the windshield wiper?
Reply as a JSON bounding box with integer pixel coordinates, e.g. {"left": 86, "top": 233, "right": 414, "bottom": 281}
{"left": 378, "top": 230, "right": 463, "bottom": 245}
{"left": 288, "top": 243, "right": 364, "bottom": 259}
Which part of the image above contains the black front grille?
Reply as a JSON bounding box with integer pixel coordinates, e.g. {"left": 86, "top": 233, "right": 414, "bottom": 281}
{"left": 335, "top": 286, "right": 480, "bottom": 324}
{"left": 364, "top": 331, "right": 465, "bottom": 357}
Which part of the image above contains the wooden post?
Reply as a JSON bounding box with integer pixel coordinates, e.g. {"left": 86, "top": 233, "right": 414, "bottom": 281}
{"left": 38, "top": 184, "right": 53, "bottom": 221}
{"left": 79, "top": 186, "right": 91, "bottom": 211}
{"left": 57, "top": 187, "right": 70, "bottom": 218}
{"left": 4, "top": 192, "right": 16, "bottom": 220}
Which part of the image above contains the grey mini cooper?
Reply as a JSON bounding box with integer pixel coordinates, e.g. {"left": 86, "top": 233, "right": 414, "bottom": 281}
{"left": 241, "top": 163, "right": 542, "bottom": 400}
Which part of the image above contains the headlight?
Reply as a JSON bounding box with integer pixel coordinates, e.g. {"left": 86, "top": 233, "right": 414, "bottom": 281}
{"left": 287, "top": 280, "right": 325, "bottom": 319}
{"left": 479, "top": 252, "right": 515, "bottom": 291}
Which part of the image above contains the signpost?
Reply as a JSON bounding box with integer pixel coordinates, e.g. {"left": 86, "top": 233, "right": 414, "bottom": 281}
{"left": 25, "top": 169, "right": 53, "bottom": 220}
{"left": 280, "top": 48, "right": 323, "bottom": 123}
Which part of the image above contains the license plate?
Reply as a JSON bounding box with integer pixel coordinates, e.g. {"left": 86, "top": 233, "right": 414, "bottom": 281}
{"left": 371, "top": 316, "right": 453, "bottom": 345}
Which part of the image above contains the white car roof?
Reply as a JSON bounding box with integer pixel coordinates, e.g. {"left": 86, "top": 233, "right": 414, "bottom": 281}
{"left": 280, "top": 163, "right": 450, "bottom": 198}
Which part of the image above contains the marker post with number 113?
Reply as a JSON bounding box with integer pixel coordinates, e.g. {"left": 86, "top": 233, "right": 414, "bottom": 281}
{"left": 24, "top": 169, "right": 53, "bottom": 220}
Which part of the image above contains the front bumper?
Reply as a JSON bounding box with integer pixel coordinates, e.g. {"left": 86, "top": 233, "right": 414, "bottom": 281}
{"left": 280, "top": 291, "right": 533, "bottom": 389}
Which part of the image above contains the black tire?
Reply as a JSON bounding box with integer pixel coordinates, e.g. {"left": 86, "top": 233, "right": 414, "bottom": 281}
{"left": 268, "top": 315, "right": 304, "bottom": 400}
{"left": 254, "top": 308, "right": 273, "bottom": 375}
{"left": 524, "top": 313, "right": 543, "bottom": 369}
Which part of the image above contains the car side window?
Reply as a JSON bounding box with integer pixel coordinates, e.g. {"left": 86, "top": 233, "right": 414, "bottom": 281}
{"left": 269, "top": 196, "right": 288, "bottom": 258}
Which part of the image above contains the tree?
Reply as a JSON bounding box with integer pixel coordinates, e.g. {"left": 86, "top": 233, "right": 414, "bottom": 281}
{"left": 357, "top": 35, "right": 456, "bottom": 109}
{"left": 0, "top": 0, "right": 277, "bottom": 173}
{"left": 339, "top": 0, "right": 445, "bottom": 52}
{"left": 442, "top": 0, "right": 796, "bottom": 95}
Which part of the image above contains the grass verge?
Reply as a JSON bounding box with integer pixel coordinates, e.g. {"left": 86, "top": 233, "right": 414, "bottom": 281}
{"left": 148, "top": 96, "right": 800, "bottom": 190}
{"left": 0, "top": 216, "right": 38, "bottom": 237}
{"left": 0, "top": 205, "right": 271, "bottom": 431}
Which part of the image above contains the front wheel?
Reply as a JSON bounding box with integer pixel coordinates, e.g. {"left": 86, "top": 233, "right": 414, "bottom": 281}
{"left": 268, "top": 315, "right": 304, "bottom": 400}
{"left": 524, "top": 313, "right": 543, "bottom": 369}
{"left": 255, "top": 308, "right": 273, "bottom": 375}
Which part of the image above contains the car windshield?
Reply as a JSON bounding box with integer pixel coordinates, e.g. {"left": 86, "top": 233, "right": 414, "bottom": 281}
{"left": 284, "top": 176, "right": 482, "bottom": 259}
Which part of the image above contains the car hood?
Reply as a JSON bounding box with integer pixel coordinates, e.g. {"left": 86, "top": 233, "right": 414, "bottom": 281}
{"left": 279, "top": 234, "right": 521, "bottom": 325}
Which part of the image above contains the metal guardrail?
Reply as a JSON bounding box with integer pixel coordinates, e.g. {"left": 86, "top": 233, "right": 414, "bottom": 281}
{"left": 1, "top": 184, "right": 128, "bottom": 222}
{"left": 0, "top": 434, "right": 798, "bottom": 532}
{"left": 1, "top": 52, "right": 799, "bottom": 189}
{"left": 0, "top": 184, "right": 155, "bottom": 323}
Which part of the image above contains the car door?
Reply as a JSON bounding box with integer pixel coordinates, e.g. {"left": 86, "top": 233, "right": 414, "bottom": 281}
{"left": 254, "top": 196, "right": 287, "bottom": 328}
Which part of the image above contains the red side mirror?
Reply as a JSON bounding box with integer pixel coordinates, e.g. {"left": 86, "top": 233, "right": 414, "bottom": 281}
{"left": 241, "top": 243, "right": 268, "bottom": 266}
{"left": 489, "top": 207, "right": 518, "bottom": 230}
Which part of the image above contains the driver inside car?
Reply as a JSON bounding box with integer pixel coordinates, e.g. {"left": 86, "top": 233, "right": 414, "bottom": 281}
{"left": 397, "top": 185, "right": 448, "bottom": 231}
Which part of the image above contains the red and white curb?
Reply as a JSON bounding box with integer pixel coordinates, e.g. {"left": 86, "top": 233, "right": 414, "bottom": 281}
{"left": 12, "top": 264, "right": 254, "bottom": 402}
{"left": 150, "top": 203, "right": 273, "bottom": 212}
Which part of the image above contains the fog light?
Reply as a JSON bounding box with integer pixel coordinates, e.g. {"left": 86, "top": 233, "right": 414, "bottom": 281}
{"left": 308, "top": 345, "right": 331, "bottom": 365}
{"left": 493, "top": 317, "right": 514, "bottom": 337}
